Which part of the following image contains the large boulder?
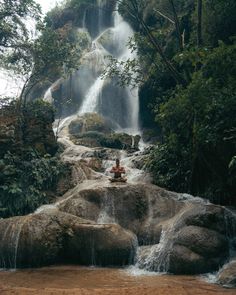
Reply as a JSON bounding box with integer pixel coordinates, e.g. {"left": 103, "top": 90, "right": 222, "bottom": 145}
{"left": 68, "top": 113, "right": 141, "bottom": 150}
{"left": 168, "top": 225, "right": 228, "bottom": 274}
{"left": 58, "top": 182, "right": 185, "bottom": 245}
{"left": 69, "top": 113, "right": 112, "bottom": 136}
{"left": 217, "top": 260, "right": 236, "bottom": 288}
{"left": 0, "top": 209, "right": 137, "bottom": 269}
{"left": 136, "top": 204, "right": 229, "bottom": 274}
{"left": 57, "top": 182, "right": 234, "bottom": 274}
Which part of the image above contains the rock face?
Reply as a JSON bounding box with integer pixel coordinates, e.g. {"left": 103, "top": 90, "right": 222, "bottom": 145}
{"left": 0, "top": 116, "right": 235, "bottom": 277}
{"left": 0, "top": 171, "right": 234, "bottom": 274}
{"left": 168, "top": 225, "right": 228, "bottom": 274}
{"left": 0, "top": 209, "right": 136, "bottom": 268}
{"left": 58, "top": 182, "right": 183, "bottom": 244}
{"left": 56, "top": 182, "right": 232, "bottom": 275}
{"left": 68, "top": 113, "right": 140, "bottom": 150}
{"left": 69, "top": 113, "right": 113, "bottom": 135}
{"left": 217, "top": 260, "right": 236, "bottom": 287}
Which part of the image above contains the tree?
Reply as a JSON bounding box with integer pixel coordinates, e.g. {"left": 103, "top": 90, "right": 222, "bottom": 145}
{"left": 149, "top": 43, "right": 236, "bottom": 205}
{"left": 168, "top": 0, "right": 184, "bottom": 51}
{"left": 20, "top": 23, "right": 89, "bottom": 102}
{"left": 197, "top": 0, "right": 202, "bottom": 46}
{"left": 0, "top": 0, "right": 90, "bottom": 103}
{"left": 0, "top": 0, "right": 41, "bottom": 49}
{"left": 117, "top": 0, "right": 187, "bottom": 86}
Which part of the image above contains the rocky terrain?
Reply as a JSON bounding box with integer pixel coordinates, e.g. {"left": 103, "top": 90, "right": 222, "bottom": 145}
{"left": 0, "top": 117, "right": 236, "bottom": 287}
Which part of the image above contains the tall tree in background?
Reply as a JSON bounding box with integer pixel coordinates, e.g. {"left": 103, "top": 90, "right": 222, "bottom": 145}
{"left": 116, "top": 0, "right": 187, "bottom": 86}
{"left": 0, "top": 0, "right": 88, "bottom": 103}
{"left": 168, "top": 0, "right": 184, "bottom": 51}
{"left": 0, "top": 0, "right": 41, "bottom": 49}
{"left": 197, "top": 0, "right": 202, "bottom": 46}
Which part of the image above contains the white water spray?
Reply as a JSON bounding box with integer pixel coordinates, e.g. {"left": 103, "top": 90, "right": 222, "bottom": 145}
{"left": 79, "top": 76, "right": 105, "bottom": 114}
{"left": 72, "top": 1, "right": 139, "bottom": 134}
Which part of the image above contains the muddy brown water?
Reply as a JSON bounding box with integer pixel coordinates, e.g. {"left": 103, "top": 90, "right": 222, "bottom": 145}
{"left": 0, "top": 266, "right": 235, "bottom": 295}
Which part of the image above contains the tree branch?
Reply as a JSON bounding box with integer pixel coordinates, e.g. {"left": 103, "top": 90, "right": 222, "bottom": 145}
{"left": 168, "top": 0, "right": 183, "bottom": 51}
{"left": 197, "top": 0, "right": 203, "bottom": 47}
{"left": 154, "top": 9, "right": 175, "bottom": 24}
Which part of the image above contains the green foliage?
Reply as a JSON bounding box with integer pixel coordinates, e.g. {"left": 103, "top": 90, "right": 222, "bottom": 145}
{"left": 33, "top": 21, "right": 90, "bottom": 78}
{"left": 0, "top": 150, "right": 69, "bottom": 218}
{"left": 148, "top": 43, "right": 236, "bottom": 204}
{"left": 0, "top": 99, "right": 71, "bottom": 218}
{"left": 0, "top": 0, "right": 90, "bottom": 101}
{"left": 45, "top": 0, "right": 94, "bottom": 29}
{"left": 202, "top": 0, "right": 236, "bottom": 46}
{"left": 0, "top": 0, "right": 41, "bottom": 80}
{"left": 0, "top": 0, "right": 41, "bottom": 48}
{"left": 22, "top": 99, "right": 54, "bottom": 121}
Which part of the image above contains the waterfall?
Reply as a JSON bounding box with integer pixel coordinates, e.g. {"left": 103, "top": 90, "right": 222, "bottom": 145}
{"left": 48, "top": 0, "right": 140, "bottom": 135}
{"left": 44, "top": 88, "right": 53, "bottom": 103}
{"left": 82, "top": 8, "right": 87, "bottom": 29}
{"left": 136, "top": 205, "right": 194, "bottom": 273}
{"left": 79, "top": 76, "right": 105, "bottom": 114}
{"left": 97, "top": 0, "right": 104, "bottom": 34}
{"left": 0, "top": 218, "right": 27, "bottom": 269}
{"left": 224, "top": 208, "right": 236, "bottom": 258}
{"left": 97, "top": 191, "right": 116, "bottom": 224}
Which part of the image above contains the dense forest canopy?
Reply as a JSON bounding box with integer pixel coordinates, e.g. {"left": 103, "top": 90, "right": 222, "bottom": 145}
{"left": 116, "top": 0, "right": 236, "bottom": 205}
{"left": 0, "top": 0, "right": 235, "bottom": 219}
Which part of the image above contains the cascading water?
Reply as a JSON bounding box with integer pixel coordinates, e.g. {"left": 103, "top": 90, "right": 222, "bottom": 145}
{"left": 112, "top": 10, "right": 139, "bottom": 134}
{"left": 135, "top": 204, "right": 195, "bottom": 273}
{"left": 79, "top": 76, "right": 105, "bottom": 114}
{"left": 0, "top": 217, "right": 28, "bottom": 269}
{"left": 97, "top": 191, "right": 116, "bottom": 224}
{"left": 48, "top": 0, "right": 140, "bottom": 135}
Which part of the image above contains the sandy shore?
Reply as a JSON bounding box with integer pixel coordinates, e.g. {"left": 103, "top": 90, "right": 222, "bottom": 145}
{"left": 0, "top": 266, "right": 235, "bottom": 295}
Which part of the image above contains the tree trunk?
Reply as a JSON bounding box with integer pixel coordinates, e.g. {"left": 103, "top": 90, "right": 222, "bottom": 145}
{"left": 169, "top": 0, "right": 183, "bottom": 51}
{"left": 197, "top": 0, "right": 203, "bottom": 46}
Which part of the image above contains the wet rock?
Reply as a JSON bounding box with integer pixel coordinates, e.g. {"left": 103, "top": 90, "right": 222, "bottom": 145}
{"left": 58, "top": 183, "right": 186, "bottom": 244}
{"left": 142, "top": 129, "right": 161, "bottom": 144}
{"left": 168, "top": 245, "right": 207, "bottom": 274}
{"left": 100, "top": 133, "right": 141, "bottom": 151}
{"left": 217, "top": 260, "right": 236, "bottom": 288}
{"left": 0, "top": 210, "right": 136, "bottom": 268}
{"left": 175, "top": 226, "right": 228, "bottom": 258}
{"left": 68, "top": 113, "right": 141, "bottom": 150}
{"left": 69, "top": 113, "right": 113, "bottom": 136}
{"left": 130, "top": 154, "right": 149, "bottom": 170}
{"left": 97, "top": 28, "right": 118, "bottom": 55}
{"left": 57, "top": 182, "right": 234, "bottom": 274}
{"left": 184, "top": 205, "right": 227, "bottom": 235}
{"left": 59, "top": 144, "right": 107, "bottom": 183}
{"left": 86, "top": 157, "right": 104, "bottom": 172}
{"left": 169, "top": 226, "right": 228, "bottom": 274}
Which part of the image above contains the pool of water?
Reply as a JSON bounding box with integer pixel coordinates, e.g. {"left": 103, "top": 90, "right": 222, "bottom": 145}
{"left": 0, "top": 266, "right": 235, "bottom": 295}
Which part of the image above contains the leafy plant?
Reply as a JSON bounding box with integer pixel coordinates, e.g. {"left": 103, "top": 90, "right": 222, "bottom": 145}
{"left": 0, "top": 150, "right": 70, "bottom": 218}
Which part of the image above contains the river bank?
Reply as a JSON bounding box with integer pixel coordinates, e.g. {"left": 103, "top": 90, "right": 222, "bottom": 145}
{"left": 0, "top": 266, "right": 235, "bottom": 295}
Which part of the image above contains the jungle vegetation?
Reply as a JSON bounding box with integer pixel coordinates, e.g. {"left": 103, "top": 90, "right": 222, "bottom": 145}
{"left": 0, "top": 0, "right": 235, "bottom": 216}
{"left": 115, "top": 0, "right": 236, "bottom": 205}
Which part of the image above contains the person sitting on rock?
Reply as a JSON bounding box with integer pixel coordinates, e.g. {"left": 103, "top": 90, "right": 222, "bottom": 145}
{"left": 109, "top": 159, "right": 127, "bottom": 182}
